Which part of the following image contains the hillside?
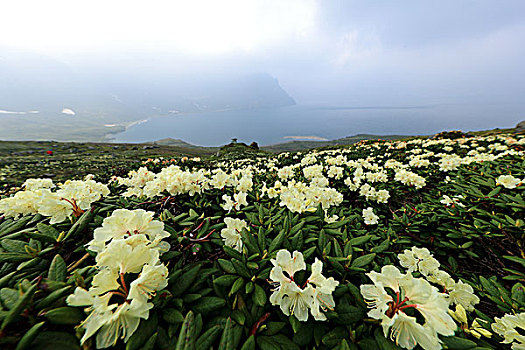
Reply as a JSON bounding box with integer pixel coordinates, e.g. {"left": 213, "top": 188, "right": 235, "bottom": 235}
{"left": 0, "top": 140, "right": 217, "bottom": 190}
{"left": 1, "top": 125, "right": 522, "bottom": 190}
{"left": 0, "top": 126, "right": 523, "bottom": 350}
{"left": 261, "top": 134, "right": 412, "bottom": 152}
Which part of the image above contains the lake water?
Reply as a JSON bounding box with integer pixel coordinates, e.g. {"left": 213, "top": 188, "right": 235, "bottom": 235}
{"left": 113, "top": 104, "right": 520, "bottom": 146}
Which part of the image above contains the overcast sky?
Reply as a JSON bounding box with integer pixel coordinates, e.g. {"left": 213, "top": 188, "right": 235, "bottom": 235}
{"left": 2, "top": 0, "right": 525, "bottom": 113}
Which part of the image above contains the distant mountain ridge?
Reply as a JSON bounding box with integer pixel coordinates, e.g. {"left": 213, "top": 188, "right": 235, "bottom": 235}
{"left": 151, "top": 134, "right": 412, "bottom": 152}
{"left": 0, "top": 49, "right": 295, "bottom": 141}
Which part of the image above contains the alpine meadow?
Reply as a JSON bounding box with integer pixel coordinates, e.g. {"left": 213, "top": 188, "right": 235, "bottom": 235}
{"left": 0, "top": 129, "right": 524, "bottom": 349}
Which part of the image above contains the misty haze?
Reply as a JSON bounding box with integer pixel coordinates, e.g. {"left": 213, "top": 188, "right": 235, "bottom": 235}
{"left": 1, "top": 1, "right": 524, "bottom": 145}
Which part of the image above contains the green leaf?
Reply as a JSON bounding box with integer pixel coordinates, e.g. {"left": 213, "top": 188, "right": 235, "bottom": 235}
{"left": 34, "top": 286, "right": 72, "bottom": 310}
{"left": 64, "top": 210, "right": 93, "bottom": 241}
{"left": 37, "top": 223, "right": 59, "bottom": 240}
{"left": 289, "top": 315, "right": 301, "bottom": 333}
{"left": 1, "top": 283, "right": 37, "bottom": 330}
{"left": 374, "top": 328, "right": 401, "bottom": 349}
{"left": 229, "top": 277, "right": 245, "bottom": 296}
{"left": 175, "top": 311, "right": 195, "bottom": 350}
{"left": 486, "top": 186, "right": 501, "bottom": 197}
{"left": 141, "top": 333, "right": 158, "bottom": 350}
{"left": 338, "top": 339, "right": 352, "bottom": 350}
{"left": 351, "top": 253, "right": 376, "bottom": 268}
{"left": 240, "top": 228, "right": 260, "bottom": 255}
{"left": 511, "top": 283, "right": 525, "bottom": 305}
{"left": 213, "top": 275, "right": 238, "bottom": 287}
{"left": 195, "top": 325, "right": 221, "bottom": 350}
{"left": 223, "top": 246, "right": 243, "bottom": 260}
{"left": 14, "top": 321, "right": 45, "bottom": 350}
{"left": 268, "top": 230, "right": 286, "bottom": 253}
{"left": 0, "top": 216, "right": 33, "bottom": 238}
{"left": 0, "top": 252, "right": 32, "bottom": 263}
{"left": 192, "top": 297, "right": 226, "bottom": 315}
{"left": 318, "top": 229, "right": 326, "bottom": 249}
{"left": 172, "top": 264, "right": 201, "bottom": 297}
{"left": 163, "top": 308, "right": 184, "bottom": 324}
{"left": 29, "top": 331, "right": 80, "bottom": 350}
{"left": 240, "top": 335, "right": 256, "bottom": 350}
{"left": 232, "top": 259, "right": 251, "bottom": 279}
{"left": 322, "top": 327, "right": 347, "bottom": 347}
{"left": 0, "top": 288, "right": 19, "bottom": 309}
{"left": 441, "top": 336, "right": 477, "bottom": 349}
{"left": 349, "top": 235, "right": 371, "bottom": 246}
{"left": 218, "top": 259, "right": 237, "bottom": 274}
{"left": 479, "top": 276, "right": 498, "bottom": 297}
{"left": 0, "top": 272, "right": 16, "bottom": 289}
{"left": 44, "top": 307, "right": 84, "bottom": 325}
{"left": 503, "top": 255, "right": 525, "bottom": 268}
{"left": 371, "top": 239, "right": 390, "bottom": 253}
{"left": 25, "top": 232, "right": 57, "bottom": 244}
{"left": 257, "top": 226, "right": 266, "bottom": 251}
{"left": 1, "top": 239, "right": 27, "bottom": 253}
{"left": 253, "top": 284, "right": 267, "bottom": 307}
{"left": 48, "top": 255, "right": 67, "bottom": 282}
{"left": 126, "top": 314, "right": 159, "bottom": 350}
{"left": 218, "top": 317, "right": 234, "bottom": 350}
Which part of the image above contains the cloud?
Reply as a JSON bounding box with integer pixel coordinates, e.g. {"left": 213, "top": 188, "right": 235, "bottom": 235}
{"left": 1, "top": 0, "right": 524, "bottom": 119}
{"left": 0, "top": 0, "right": 318, "bottom": 55}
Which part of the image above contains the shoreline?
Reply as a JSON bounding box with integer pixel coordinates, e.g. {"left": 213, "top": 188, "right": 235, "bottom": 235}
{"left": 103, "top": 118, "right": 150, "bottom": 141}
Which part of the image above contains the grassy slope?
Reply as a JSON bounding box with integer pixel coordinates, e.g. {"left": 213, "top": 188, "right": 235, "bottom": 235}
{"left": 0, "top": 141, "right": 217, "bottom": 189}
{"left": 1, "top": 126, "right": 521, "bottom": 189}
{"left": 261, "top": 134, "right": 412, "bottom": 152}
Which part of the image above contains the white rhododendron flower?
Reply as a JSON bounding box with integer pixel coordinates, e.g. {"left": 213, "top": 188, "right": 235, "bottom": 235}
{"left": 234, "top": 192, "right": 248, "bottom": 207}
{"left": 449, "top": 304, "right": 491, "bottom": 339}
{"left": 220, "top": 217, "right": 248, "bottom": 252}
{"left": 209, "top": 170, "right": 230, "bottom": 189}
{"left": 88, "top": 209, "right": 169, "bottom": 253}
{"left": 278, "top": 166, "right": 295, "bottom": 180}
{"left": 0, "top": 190, "right": 43, "bottom": 219}
{"left": 362, "top": 207, "right": 379, "bottom": 225}
{"left": 0, "top": 178, "right": 109, "bottom": 223}
{"left": 398, "top": 247, "right": 440, "bottom": 276}
{"left": 496, "top": 175, "right": 522, "bottom": 189}
{"left": 491, "top": 312, "right": 525, "bottom": 349}
{"left": 360, "top": 266, "right": 456, "bottom": 350}
{"left": 236, "top": 176, "right": 253, "bottom": 192}
{"left": 221, "top": 194, "right": 235, "bottom": 212}
{"left": 307, "top": 259, "right": 339, "bottom": 321}
{"left": 324, "top": 213, "right": 339, "bottom": 223}
{"left": 58, "top": 179, "right": 110, "bottom": 210}
{"left": 115, "top": 167, "right": 155, "bottom": 197}
{"left": 22, "top": 178, "right": 55, "bottom": 191}
{"left": 221, "top": 192, "right": 249, "bottom": 212}
{"left": 440, "top": 195, "right": 465, "bottom": 207}
{"left": 96, "top": 238, "right": 160, "bottom": 274}
{"left": 37, "top": 190, "right": 76, "bottom": 224}
{"left": 327, "top": 165, "right": 344, "bottom": 179}
{"left": 447, "top": 280, "right": 480, "bottom": 312}
{"left": 67, "top": 207, "right": 170, "bottom": 349}
{"left": 269, "top": 250, "right": 339, "bottom": 321}
{"left": 394, "top": 169, "right": 426, "bottom": 189}
{"left": 398, "top": 246, "right": 480, "bottom": 311}
{"left": 278, "top": 182, "right": 343, "bottom": 214}
{"left": 128, "top": 264, "right": 169, "bottom": 302}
